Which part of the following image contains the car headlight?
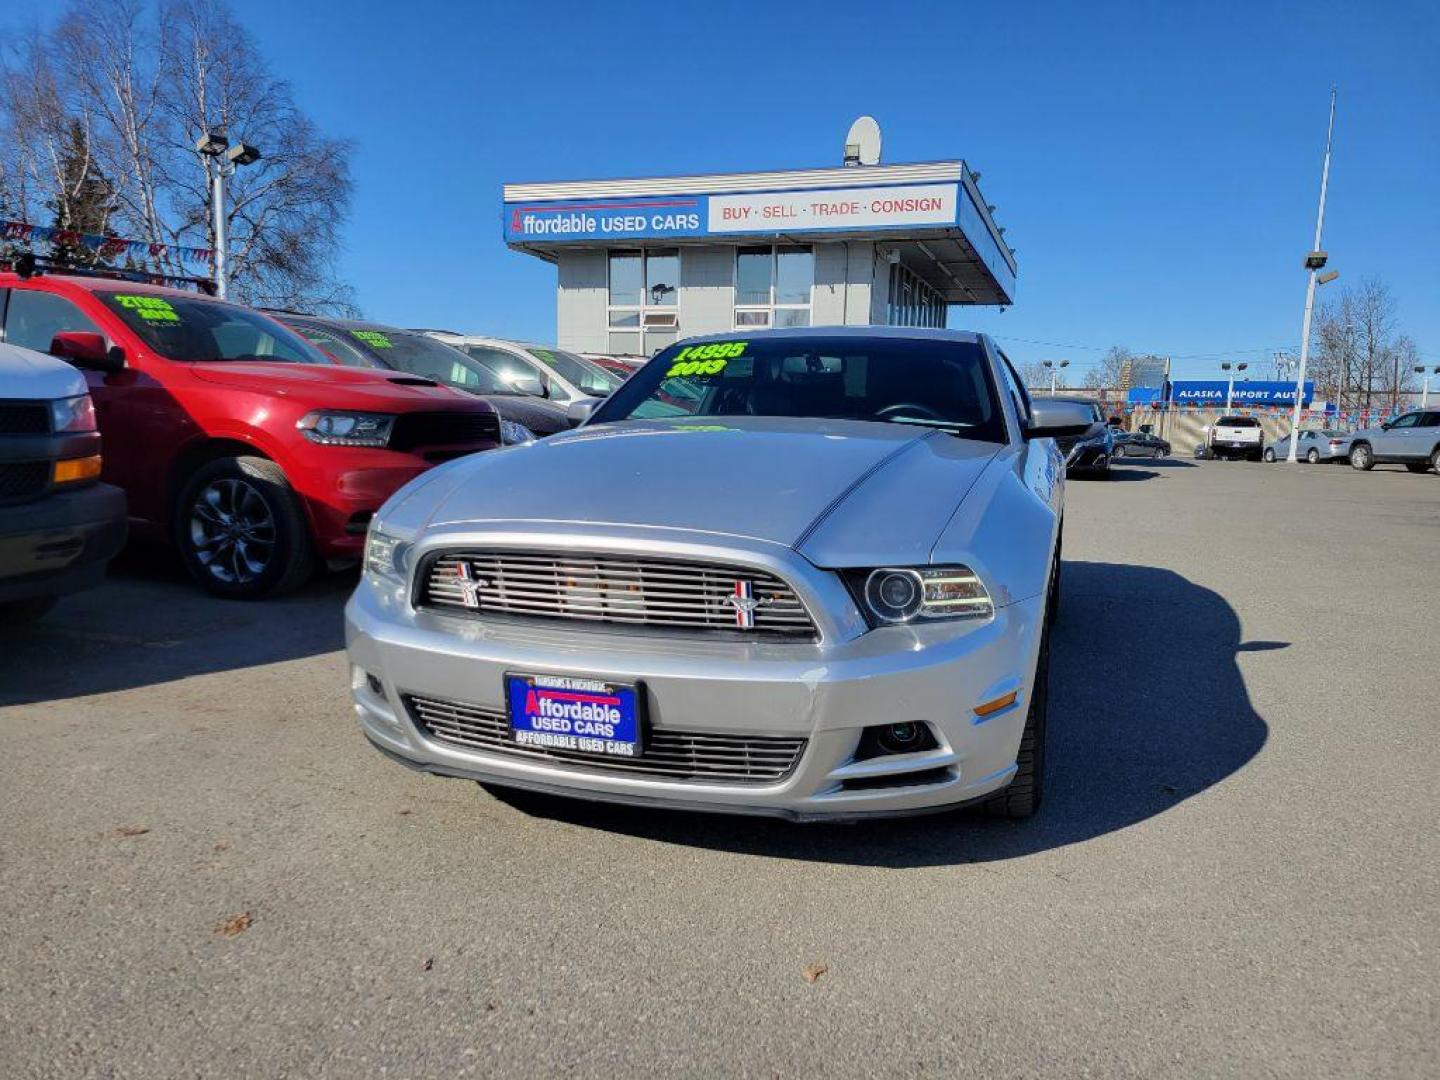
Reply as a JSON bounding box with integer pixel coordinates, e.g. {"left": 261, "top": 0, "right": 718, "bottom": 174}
{"left": 50, "top": 393, "right": 97, "bottom": 433}
{"left": 297, "top": 410, "right": 395, "bottom": 447}
{"left": 364, "top": 524, "right": 412, "bottom": 584}
{"left": 848, "top": 565, "right": 993, "bottom": 626}
{"left": 500, "top": 419, "right": 535, "bottom": 445}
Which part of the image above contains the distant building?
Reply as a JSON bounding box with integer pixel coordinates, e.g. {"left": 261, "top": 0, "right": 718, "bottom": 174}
{"left": 1120, "top": 355, "right": 1168, "bottom": 390}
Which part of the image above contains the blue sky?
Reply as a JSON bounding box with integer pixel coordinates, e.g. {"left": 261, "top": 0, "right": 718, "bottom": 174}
{"left": 6, "top": 0, "right": 1438, "bottom": 380}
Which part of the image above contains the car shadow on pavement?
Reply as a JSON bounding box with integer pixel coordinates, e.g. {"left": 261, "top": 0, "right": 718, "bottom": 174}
{"left": 487, "top": 560, "right": 1271, "bottom": 867}
{"left": 0, "top": 543, "right": 349, "bottom": 706}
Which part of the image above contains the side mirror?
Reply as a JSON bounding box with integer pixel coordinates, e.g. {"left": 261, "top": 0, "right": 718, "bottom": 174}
{"left": 566, "top": 398, "right": 597, "bottom": 426}
{"left": 511, "top": 375, "right": 546, "bottom": 398}
{"left": 1025, "top": 399, "right": 1095, "bottom": 440}
{"left": 51, "top": 331, "right": 123, "bottom": 372}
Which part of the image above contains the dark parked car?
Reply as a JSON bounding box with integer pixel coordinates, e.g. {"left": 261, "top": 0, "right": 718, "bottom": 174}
{"left": 1114, "top": 430, "right": 1171, "bottom": 459}
{"left": 273, "top": 314, "right": 570, "bottom": 441}
{"left": 1047, "top": 395, "right": 1114, "bottom": 474}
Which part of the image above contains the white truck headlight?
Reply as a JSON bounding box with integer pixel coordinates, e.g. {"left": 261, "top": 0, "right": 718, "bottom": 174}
{"left": 853, "top": 565, "right": 993, "bottom": 626}
{"left": 50, "top": 394, "right": 98, "bottom": 433}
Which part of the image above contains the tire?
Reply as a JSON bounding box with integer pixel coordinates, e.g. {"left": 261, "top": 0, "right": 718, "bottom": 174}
{"left": 1307, "top": 449, "right": 1320, "bottom": 464}
{"left": 0, "top": 596, "right": 58, "bottom": 626}
{"left": 175, "top": 455, "right": 315, "bottom": 599}
{"left": 983, "top": 627, "right": 1048, "bottom": 820}
{"left": 1264, "top": 447, "right": 1276, "bottom": 463}
{"left": 1432, "top": 446, "right": 1440, "bottom": 474}
{"left": 1153, "top": 447, "right": 1164, "bottom": 459}
{"left": 1350, "top": 443, "right": 1374, "bottom": 471}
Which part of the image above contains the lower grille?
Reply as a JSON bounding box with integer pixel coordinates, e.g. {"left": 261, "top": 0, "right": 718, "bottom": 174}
{"left": 406, "top": 694, "right": 806, "bottom": 784}
{"left": 0, "top": 461, "right": 48, "bottom": 502}
{"left": 389, "top": 410, "right": 500, "bottom": 452}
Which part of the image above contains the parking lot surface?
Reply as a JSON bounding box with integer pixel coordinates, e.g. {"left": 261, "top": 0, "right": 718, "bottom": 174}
{"left": 2, "top": 458, "right": 1436, "bottom": 1078}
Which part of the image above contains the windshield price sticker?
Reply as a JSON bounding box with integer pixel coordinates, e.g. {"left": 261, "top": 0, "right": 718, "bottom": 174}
{"left": 114, "top": 295, "right": 180, "bottom": 322}
{"left": 666, "top": 340, "right": 747, "bottom": 377}
{"left": 351, "top": 330, "right": 393, "bottom": 349}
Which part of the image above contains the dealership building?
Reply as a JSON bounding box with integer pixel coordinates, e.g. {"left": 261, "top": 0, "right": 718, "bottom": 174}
{"left": 502, "top": 157, "right": 1016, "bottom": 356}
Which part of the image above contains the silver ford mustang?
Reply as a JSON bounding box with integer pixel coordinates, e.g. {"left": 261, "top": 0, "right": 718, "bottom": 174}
{"left": 345, "top": 328, "right": 1088, "bottom": 820}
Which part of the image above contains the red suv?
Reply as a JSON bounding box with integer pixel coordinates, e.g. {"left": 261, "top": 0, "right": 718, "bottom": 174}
{"left": 0, "top": 269, "right": 501, "bottom": 598}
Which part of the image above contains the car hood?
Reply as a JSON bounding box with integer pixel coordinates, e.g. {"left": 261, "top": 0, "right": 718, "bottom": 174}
{"left": 423, "top": 416, "right": 999, "bottom": 558}
{"left": 0, "top": 341, "right": 87, "bottom": 399}
{"left": 188, "top": 361, "right": 485, "bottom": 410}
{"left": 473, "top": 394, "right": 570, "bottom": 436}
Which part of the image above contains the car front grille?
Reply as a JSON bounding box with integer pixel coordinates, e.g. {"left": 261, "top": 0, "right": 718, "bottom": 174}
{"left": 415, "top": 551, "right": 818, "bottom": 638}
{"left": 388, "top": 411, "right": 500, "bottom": 452}
{"left": 406, "top": 694, "right": 807, "bottom": 784}
{"left": 0, "top": 461, "right": 48, "bottom": 502}
{"left": 0, "top": 401, "right": 51, "bottom": 435}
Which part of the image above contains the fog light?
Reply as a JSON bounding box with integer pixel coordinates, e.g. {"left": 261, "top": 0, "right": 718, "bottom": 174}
{"left": 856, "top": 721, "right": 939, "bottom": 760}
{"left": 366, "top": 672, "right": 384, "bottom": 696}
{"left": 878, "top": 722, "right": 926, "bottom": 753}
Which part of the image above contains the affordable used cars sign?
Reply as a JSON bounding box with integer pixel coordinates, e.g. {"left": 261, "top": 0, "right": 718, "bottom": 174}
{"left": 503, "top": 183, "right": 961, "bottom": 243}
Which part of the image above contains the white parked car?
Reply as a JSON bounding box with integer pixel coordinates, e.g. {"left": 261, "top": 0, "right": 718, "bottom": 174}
{"left": 421, "top": 333, "right": 623, "bottom": 413}
{"left": 347, "top": 328, "right": 1091, "bottom": 820}
{"left": 1264, "top": 429, "right": 1350, "bottom": 463}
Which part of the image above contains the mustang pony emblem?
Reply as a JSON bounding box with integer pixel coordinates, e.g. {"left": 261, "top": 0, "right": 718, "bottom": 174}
{"left": 725, "top": 579, "right": 772, "bottom": 628}
{"left": 453, "top": 562, "right": 490, "bottom": 609}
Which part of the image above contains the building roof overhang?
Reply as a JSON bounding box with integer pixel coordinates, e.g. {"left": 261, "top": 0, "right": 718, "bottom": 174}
{"left": 501, "top": 160, "right": 1016, "bottom": 306}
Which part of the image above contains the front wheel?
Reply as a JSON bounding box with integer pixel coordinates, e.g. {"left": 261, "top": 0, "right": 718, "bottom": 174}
{"left": 1350, "top": 443, "right": 1374, "bottom": 471}
{"left": 175, "top": 456, "right": 315, "bottom": 599}
{"left": 983, "top": 629, "right": 1048, "bottom": 820}
{"left": 1153, "top": 447, "right": 1164, "bottom": 459}
{"left": 1307, "top": 449, "right": 1320, "bottom": 464}
{"left": 1264, "top": 447, "right": 1276, "bottom": 463}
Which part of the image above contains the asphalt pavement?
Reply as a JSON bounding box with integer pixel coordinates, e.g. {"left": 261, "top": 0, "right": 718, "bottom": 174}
{"left": 1, "top": 457, "right": 1436, "bottom": 1078}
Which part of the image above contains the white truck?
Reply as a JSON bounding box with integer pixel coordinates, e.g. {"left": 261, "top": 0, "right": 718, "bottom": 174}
{"left": 1, "top": 341, "right": 127, "bottom": 623}
{"left": 1207, "top": 415, "right": 1265, "bottom": 461}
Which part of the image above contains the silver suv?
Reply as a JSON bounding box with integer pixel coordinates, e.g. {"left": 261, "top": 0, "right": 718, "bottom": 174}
{"left": 1347, "top": 410, "right": 1440, "bottom": 474}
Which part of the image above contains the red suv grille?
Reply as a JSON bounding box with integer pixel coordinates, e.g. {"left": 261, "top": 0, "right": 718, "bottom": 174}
{"left": 388, "top": 411, "right": 500, "bottom": 452}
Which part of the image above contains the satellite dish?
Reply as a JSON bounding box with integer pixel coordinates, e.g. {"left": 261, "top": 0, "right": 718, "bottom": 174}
{"left": 843, "top": 116, "right": 882, "bottom": 166}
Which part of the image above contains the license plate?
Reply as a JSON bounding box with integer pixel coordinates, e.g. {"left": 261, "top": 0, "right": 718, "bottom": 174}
{"left": 505, "top": 673, "right": 643, "bottom": 758}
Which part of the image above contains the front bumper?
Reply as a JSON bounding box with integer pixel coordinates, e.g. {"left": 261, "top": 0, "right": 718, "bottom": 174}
{"left": 0, "top": 483, "right": 128, "bottom": 604}
{"left": 345, "top": 578, "right": 1044, "bottom": 820}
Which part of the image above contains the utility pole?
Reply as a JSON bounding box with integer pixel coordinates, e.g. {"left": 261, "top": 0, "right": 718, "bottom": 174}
{"left": 1287, "top": 88, "right": 1337, "bottom": 463}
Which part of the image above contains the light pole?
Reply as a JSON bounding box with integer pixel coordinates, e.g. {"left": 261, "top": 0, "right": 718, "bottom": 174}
{"left": 1220, "top": 362, "right": 1248, "bottom": 409}
{"left": 1418, "top": 365, "right": 1440, "bottom": 408}
{"left": 1287, "top": 88, "right": 1338, "bottom": 463}
{"left": 1042, "top": 359, "right": 1069, "bottom": 394}
{"left": 194, "top": 130, "right": 262, "bottom": 299}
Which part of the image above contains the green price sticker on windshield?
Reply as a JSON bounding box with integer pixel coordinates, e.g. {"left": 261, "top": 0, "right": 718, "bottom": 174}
{"left": 351, "top": 330, "right": 393, "bottom": 349}
{"left": 114, "top": 295, "right": 180, "bottom": 323}
{"left": 666, "top": 340, "right": 747, "bottom": 378}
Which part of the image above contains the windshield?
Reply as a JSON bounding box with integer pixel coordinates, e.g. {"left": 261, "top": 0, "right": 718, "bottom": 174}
{"left": 335, "top": 329, "right": 514, "bottom": 393}
{"left": 291, "top": 325, "right": 386, "bottom": 369}
{"left": 526, "top": 347, "right": 622, "bottom": 396}
{"left": 592, "top": 336, "right": 1006, "bottom": 441}
{"left": 98, "top": 291, "right": 328, "bottom": 364}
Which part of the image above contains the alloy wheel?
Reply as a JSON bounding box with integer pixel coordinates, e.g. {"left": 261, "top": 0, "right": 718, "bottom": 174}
{"left": 188, "top": 478, "right": 277, "bottom": 585}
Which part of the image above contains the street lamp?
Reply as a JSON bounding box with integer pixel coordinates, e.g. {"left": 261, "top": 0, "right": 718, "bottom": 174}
{"left": 1041, "top": 359, "right": 1069, "bottom": 395}
{"left": 1287, "top": 88, "right": 1338, "bottom": 464}
{"left": 1417, "top": 365, "right": 1440, "bottom": 409}
{"left": 1220, "top": 361, "right": 1248, "bottom": 409}
{"left": 194, "top": 129, "right": 263, "bottom": 299}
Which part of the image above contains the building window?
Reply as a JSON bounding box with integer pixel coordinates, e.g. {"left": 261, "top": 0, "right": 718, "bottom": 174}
{"left": 887, "top": 262, "right": 946, "bottom": 328}
{"left": 608, "top": 249, "right": 680, "bottom": 355}
{"left": 734, "top": 245, "right": 812, "bottom": 329}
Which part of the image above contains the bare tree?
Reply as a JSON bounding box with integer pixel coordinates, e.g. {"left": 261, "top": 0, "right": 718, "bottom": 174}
{"left": 1, "top": 0, "right": 355, "bottom": 309}
{"left": 156, "top": 0, "right": 355, "bottom": 309}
